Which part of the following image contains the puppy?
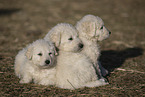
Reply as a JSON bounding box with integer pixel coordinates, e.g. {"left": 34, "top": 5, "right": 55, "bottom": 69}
{"left": 76, "top": 15, "right": 111, "bottom": 77}
{"left": 14, "top": 39, "right": 57, "bottom": 85}
{"left": 44, "top": 23, "right": 108, "bottom": 89}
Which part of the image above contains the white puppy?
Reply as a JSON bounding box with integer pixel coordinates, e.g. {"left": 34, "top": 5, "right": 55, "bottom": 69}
{"left": 76, "top": 15, "right": 111, "bottom": 77}
{"left": 44, "top": 23, "right": 108, "bottom": 89}
{"left": 14, "top": 39, "right": 57, "bottom": 85}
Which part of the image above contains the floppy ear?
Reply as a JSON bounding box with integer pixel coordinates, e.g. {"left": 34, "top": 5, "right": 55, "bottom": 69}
{"left": 81, "top": 21, "right": 96, "bottom": 37}
{"left": 26, "top": 46, "right": 33, "bottom": 60}
{"left": 49, "top": 31, "right": 61, "bottom": 47}
{"left": 54, "top": 47, "right": 58, "bottom": 55}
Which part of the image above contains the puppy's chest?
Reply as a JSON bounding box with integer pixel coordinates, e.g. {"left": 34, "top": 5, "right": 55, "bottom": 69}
{"left": 83, "top": 44, "right": 100, "bottom": 62}
{"left": 32, "top": 68, "right": 53, "bottom": 78}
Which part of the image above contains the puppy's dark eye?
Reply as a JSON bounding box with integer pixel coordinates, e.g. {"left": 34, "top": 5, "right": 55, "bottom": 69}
{"left": 49, "top": 52, "right": 52, "bottom": 55}
{"left": 38, "top": 53, "right": 42, "bottom": 56}
{"left": 100, "top": 26, "right": 103, "bottom": 29}
{"left": 68, "top": 37, "right": 73, "bottom": 40}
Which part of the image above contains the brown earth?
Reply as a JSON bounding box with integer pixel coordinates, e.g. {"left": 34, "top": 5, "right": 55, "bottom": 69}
{"left": 0, "top": 0, "right": 145, "bottom": 96}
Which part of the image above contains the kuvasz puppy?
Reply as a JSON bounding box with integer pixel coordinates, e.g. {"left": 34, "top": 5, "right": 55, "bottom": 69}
{"left": 76, "top": 15, "right": 111, "bottom": 77}
{"left": 44, "top": 23, "right": 108, "bottom": 89}
{"left": 14, "top": 39, "right": 57, "bottom": 85}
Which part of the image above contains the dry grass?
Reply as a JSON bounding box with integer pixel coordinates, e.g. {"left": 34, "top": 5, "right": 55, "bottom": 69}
{"left": 0, "top": 0, "right": 145, "bottom": 96}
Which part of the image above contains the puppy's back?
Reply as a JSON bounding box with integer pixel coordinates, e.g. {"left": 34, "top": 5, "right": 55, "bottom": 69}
{"left": 55, "top": 51, "right": 98, "bottom": 89}
{"left": 14, "top": 48, "right": 27, "bottom": 78}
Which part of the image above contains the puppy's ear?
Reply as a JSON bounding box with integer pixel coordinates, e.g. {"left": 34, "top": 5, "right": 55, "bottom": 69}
{"left": 26, "top": 45, "right": 33, "bottom": 60}
{"left": 49, "top": 32, "right": 61, "bottom": 47}
{"left": 81, "top": 21, "right": 96, "bottom": 37}
{"left": 54, "top": 47, "right": 58, "bottom": 55}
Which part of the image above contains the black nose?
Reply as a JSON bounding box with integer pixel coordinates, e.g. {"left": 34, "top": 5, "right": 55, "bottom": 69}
{"left": 79, "top": 43, "right": 84, "bottom": 48}
{"left": 109, "top": 31, "right": 111, "bottom": 34}
{"left": 45, "top": 60, "right": 50, "bottom": 64}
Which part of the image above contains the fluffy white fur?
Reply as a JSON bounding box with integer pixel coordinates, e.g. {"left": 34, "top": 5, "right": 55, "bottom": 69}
{"left": 44, "top": 23, "right": 108, "bottom": 89}
{"left": 76, "top": 15, "right": 111, "bottom": 77}
{"left": 14, "top": 39, "right": 57, "bottom": 85}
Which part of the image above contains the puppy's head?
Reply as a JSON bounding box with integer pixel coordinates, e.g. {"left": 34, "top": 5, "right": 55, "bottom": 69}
{"left": 44, "top": 23, "right": 83, "bottom": 52}
{"left": 26, "top": 39, "right": 57, "bottom": 68}
{"left": 76, "top": 15, "right": 111, "bottom": 41}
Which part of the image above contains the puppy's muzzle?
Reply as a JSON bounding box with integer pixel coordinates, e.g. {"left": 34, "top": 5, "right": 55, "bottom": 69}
{"left": 109, "top": 31, "right": 111, "bottom": 34}
{"left": 79, "top": 43, "right": 84, "bottom": 48}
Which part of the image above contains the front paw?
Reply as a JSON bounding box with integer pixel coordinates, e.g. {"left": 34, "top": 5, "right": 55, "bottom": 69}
{"left": 20, "top": 79, "right": 31, "bottom": 84}
{"left": 38, "top": 80, "right": 55, "bottom": 85}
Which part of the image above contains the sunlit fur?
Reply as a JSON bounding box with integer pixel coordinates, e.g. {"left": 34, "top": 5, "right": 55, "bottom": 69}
{"left": 76, "top": 15, "right": 111, "bottom": 77}
{"left": 45, "top": 23, "right": 108, "bottom": 89}
{"left": 14, "top": 39, "right": 57, "bottom": 85}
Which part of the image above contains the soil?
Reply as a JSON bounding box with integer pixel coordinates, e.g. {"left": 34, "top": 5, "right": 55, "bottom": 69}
{"left": 0, "top": 0, "right": 145, "bottom": 96}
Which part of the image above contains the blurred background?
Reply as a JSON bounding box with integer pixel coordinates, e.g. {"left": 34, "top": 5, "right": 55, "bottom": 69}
{"left": 0, "top": 0, "right": 145, "bottom": 96}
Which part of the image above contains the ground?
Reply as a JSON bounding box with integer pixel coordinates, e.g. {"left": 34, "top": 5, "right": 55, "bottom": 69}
{"left": 0, "top": 0, "right": 145, "bottom": 96}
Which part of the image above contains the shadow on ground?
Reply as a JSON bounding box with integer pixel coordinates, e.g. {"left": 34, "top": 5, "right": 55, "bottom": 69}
{"left": 100, "top": 47, "right": 143, "bottom": 72}
{"left": 0, "top": 8, "right": 21, "bottom": 16}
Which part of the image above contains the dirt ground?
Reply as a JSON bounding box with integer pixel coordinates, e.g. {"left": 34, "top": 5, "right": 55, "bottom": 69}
{"left": 0, "top": 0, "right": 145, "bottom": 96}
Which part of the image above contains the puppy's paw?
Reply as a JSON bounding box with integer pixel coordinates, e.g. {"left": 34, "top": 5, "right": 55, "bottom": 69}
{"left": 38, "top": 79, "right": 55, "bottom": 86}
{"left": 20, "top": 78, "right": 31, "bottom": 84}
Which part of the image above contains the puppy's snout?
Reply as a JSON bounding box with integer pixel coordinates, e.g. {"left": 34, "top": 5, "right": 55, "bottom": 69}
{"left": 45, "top": 60, "right": 50, "bottom": 64}
{"left": 79, "top": 43, "right": 84, "bottom": 48}
{"left": 109, "top": 31, "right": 111, "bottom": 34}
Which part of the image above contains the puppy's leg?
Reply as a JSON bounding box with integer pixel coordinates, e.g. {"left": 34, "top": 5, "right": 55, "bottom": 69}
{"left": 20, "top": 74, "right": 32, "bottom": 84}
{"left": 100, "top": 66, "right": 108, "bottom": 77}
{"left": 83, "top": 80, "right": 109, "bottom": 88}
{"left": 95, "top": 61, "right": 102, "bottom": 79}
{"left": 38, "top": 78, "right": 55, "bottom": 85}
{"left": 98, "top": 61, "right": 108, "bottom": 76}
